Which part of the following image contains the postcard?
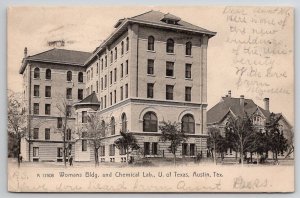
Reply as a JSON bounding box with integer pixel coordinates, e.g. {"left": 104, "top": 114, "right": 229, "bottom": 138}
{"left": 7, "top": 6, "right": 294, "bottom": 192}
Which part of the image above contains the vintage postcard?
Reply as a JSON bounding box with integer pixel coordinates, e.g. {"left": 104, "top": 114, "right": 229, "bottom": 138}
{"left": 7, "top": 6, "right": 294, "bottom": 192}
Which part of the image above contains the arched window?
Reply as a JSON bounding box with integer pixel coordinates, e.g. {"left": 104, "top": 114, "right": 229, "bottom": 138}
{"left": 34, "top": 68, "right": 40, "bottom": 79}
{"left": 121, "top": 113, "right": 127, "bottom": 132}
{"left": 186, "top": 41, "right": 192, "bottom": 55}
{"left": 148, "top": 36, "right": 155, "bottom": 51}
{"left": 126, "top": 37, "right": 129, "bottom": 51}
{"left": 143, "top": 111, "right": 158, "bottom": 132}
{"left": 111, "top": 117, "right": 115, "bottom": 135}
{"left": 67, "top": 71, "right": 72, "bottom": 81}
{"left": 181, "top": 114, "right": 195, "bottom": 134}
{"left": 166, "top": 38, "right": 174, "bottom": 53}
{"left": 45, "top": 69, "right": 51, "bottom": 80}
{"left": 78, "top": 72, "right": 83, "bottom": 83}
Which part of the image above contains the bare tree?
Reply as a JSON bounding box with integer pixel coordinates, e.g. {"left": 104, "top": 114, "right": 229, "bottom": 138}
{"left": 225, "top": 115, "right": 255, "bottom": 166}
{"left": 78, "top": 112, "right": 107, "bottom": 166}
{"left": 55, "top": 95, "right": 75, "bottom": 167}
{"left": 7, "top": 90, "right": 26, "bottom": 167}
{"left": 207, "top": 127, "right": 227, "bottom": 164}
{"left": 159, "top": 121, "right": 188, "bottom": 166}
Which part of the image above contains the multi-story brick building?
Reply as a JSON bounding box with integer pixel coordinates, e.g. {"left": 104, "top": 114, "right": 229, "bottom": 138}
{"left": 74, "top": 10, "right": 216, "bottom": 162}
{"left": 19, "top": 48, "right": 91, "bottom": 162}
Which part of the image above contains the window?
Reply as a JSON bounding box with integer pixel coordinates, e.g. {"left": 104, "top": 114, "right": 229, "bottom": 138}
{"left": 190, "top": 144, "right": 195, "bottom": 156}
{"left": 34, "top": 68, "right": 40, "bottom": 79}
{"left": 120, "top": 64, "right": 124, "bottom": 78}
{"left": 57, "top": 117, "right": 62, "bottom": 128}
{"left": 121, "top": 113, "right": 127, "bottom": 132}
{"left": 66, "top": 105, "right": 72, "bottom": 117}
{"left": 57, "top": 148, "right": 63, "bottom": 157}
{"left": 119, "top": 146, "right": 126, "bottom": 155}
{"left": 82, "top": 111, "right": 87, "bottom": 123}
{"left": 143, "top": 111, "right": 158, "bottom": 132}
{"left": 114, "top": 90, "right": 116, "bottom": 103}
{"left": 186, "top": 42, "right": 192, "bottom": 55}
{"left": 110, "top": 71, "right": 113, "bottom": 85}
{"left": 101, "top": 78, "right": 103, "bottom": 90}
{"left": 147, "top": 83, "right": 154, "bottom": 98}
{"left": 114, "top": 68, "right": 117, "bottom": 82}
{"left": 82, "top": 140, "right": 87, "bottom": 151}
{"left": 66, "top": 129, "right": 71, "bottom": 140}
{"left": 67, "top": 71, "right": 72, "bottom": 81}
{"left": 33, "top": 103, "right": 39, "bottom": 114}
{"left": 166, "top": 38, "right": 174, "bottom": 53}
{"left": 33, "top": 147, "right": 39, "bottom": 157}
{"left": 110, "top": 92, "right": 112, "bottom": 105}
{"left": 185, "top": 64, "right": 192, "bottom": 79}
{"left": 115, "top": 47, "right": 117, "bottom": 60}
{"left": 45, "top": 86, "right": 51, "bottom": 97}
{"left": 66, "top": 88, "right": 72, "bottom": 99}
{"left": 126, "top": 37, "right": 129, "bottom": 51}
{"left": 45, "top": 69, "right": 51, "bottom": 80}
{"left": 33, "top": 128, "right": 39, "bottom": 139}
{"left": 125, "top": 84, "right": 128, "bottom": 99}
{"left": 100, "top": 145, "right": 105, "bottom": 156}
{"left": 45, "top": 104, "right": 51, "bottom": 115}
{"left": 121, "top": 41, "right": 124, "bottom": 55}
{"left": 109, "top": 144, "right": 115, "bottom": 156}
{"left": 101, "top": 120, "right": 106, "bottom": 136}
{"left": 185, "top": 87, "right": 192, "bottom": 101}
{"left": 45, "top": 128, "right": 50, "bottom": 140}
{"left": 110, "top": 51, "right": 113, "bottom": 63}
{"left": 104, "top": 75, "right": 107, "bottom": 88}
{"left": 166, "top": 85, "right": 174, "bottom": 100}
{"left": 78, "top": 89, "right": 83, "bottom": 100}
{"left": 120, "top": 86, "right": 123, "bottom": 100}
{"left": 144, "top": 142, "right": 150, "bottom": 155}
{"left": 105, "top": 55, "right": 107, "bottom": 67}
{"left": 166, "top": 62, "right": 174, "bottom": 77}
{"left": 104, "top": 95, "right": 107, "bottom": 108}
{"left": 148, "top": 36, "right": 155, "bottom": 51}
{"left": 182, "top": 114, "right": 195, "bottom": 134}
{"left": 34, "top": 85, "right": 39, "bottom": 97}
{"left": 96, "top": 81, "right": 99, "bottom": 93}
{"left": 91, "top": 85, "right": 93, "bottom": 93}
{"left": 152, "top": 142, "right": 158, "bottom": 155}
{"left": 86, "top": 87, "right": 89, "bottom": 96}
{"left": 91, "top": 67, "right": 93, "bottom": 79}
{"left": 96, "top": 63, "right": 99, "bottom": 74}
{"left": 125, "top": 60, "right": 128, "bottom": 75}
{"left": 87, "top": 71, "right": 90, "bottom": 82}
{"left": 147, "top": 59, "right": 154, "bottom": 75}
{"left": 182, "top": 143, "right": 188, "bottom": 155}
{"left": 101, "top": 59, "right": 104, "bottom": 70}
{"left": 78, "top": 72, "right": 83, "bottom": 82}
{"left": 111, "top": 117, "right": 115, "bottom": 135}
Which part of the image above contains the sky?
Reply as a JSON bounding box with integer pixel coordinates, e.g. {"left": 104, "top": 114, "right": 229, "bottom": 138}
{"left": 7, "top": 6, "right": 294, "bottom": 125}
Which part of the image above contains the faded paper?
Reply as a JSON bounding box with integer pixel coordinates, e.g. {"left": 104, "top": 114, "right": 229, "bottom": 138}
{"left": 7, "top": 6, "right": 294, "bottom": 192}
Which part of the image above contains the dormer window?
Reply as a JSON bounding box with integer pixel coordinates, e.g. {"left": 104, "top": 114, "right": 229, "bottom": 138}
{"left": 161, "top": 13, "right": 181, "bottom": 25}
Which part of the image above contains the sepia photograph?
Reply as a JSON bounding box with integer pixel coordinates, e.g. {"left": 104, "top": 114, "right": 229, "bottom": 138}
{"left": 7, "top": 6, "right": 294, "bottom": 192}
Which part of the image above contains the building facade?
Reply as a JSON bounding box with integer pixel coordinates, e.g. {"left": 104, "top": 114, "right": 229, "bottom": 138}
{"left": 19, "top": 48, "right": 91, "bottom": 162}
{"left": 74, "top": 11, "right": 216, "bottom": 163}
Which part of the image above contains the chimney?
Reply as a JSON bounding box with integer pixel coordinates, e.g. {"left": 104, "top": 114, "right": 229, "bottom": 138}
{"left": 24, "top": 47, "right": 28, "bottom": 58}
{"left": 228, "top": 90, "right": 231, "bottom": 97}
{"left": 240, "top": 95, "right": 245, "bottom": 107}
{"left": 264, "top": 98, "right": 269, "bottom": 111}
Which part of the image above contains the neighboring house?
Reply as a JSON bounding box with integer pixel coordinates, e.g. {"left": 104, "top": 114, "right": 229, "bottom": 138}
{"left": 75, "top": 10, "right": 216, "bottom": 162}
{"left": 19, "top": 48, "right": 91, "bottom": 162}
{"left": 207, "top": 91, "right": 293, "bottom": 159}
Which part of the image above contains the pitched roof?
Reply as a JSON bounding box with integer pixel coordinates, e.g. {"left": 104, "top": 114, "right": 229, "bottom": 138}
{"left": 207, "top": 96, "right": 271, "bottom": 124}
{"left": 130, "top": 10, "right": 215, "bottom": 34}
{"left": 78, "top": 91, "right": 99, "bottom": 104}
{"left": 19, "top": 48, "right": 91, "bottom": 74}
{"left": 85, "top": 10, "right": 216, "bottom": 66}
